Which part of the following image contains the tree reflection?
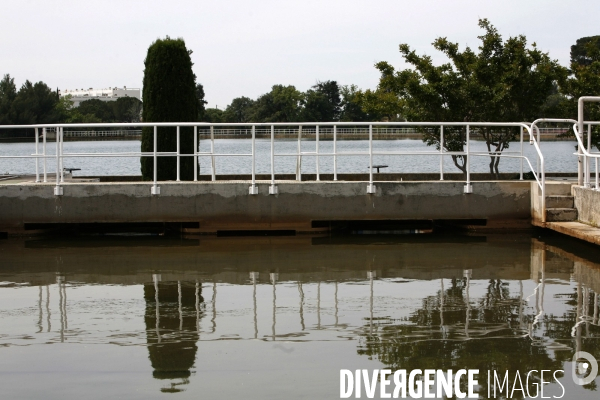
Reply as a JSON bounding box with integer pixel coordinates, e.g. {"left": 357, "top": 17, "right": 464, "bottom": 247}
{"left": 357, "top": 274, "right": 600, "bottom": 399}
{"left": 144, "top": 279, "right": 204, "bottom": 393}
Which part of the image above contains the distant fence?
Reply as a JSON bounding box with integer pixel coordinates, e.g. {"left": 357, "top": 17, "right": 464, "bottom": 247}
{"left": 63, "top": 130, "right": 142, "bottom": 138}
{"left": 6, "top": 126, "right": 569, "bottom": 140}
{"left": 196, "top": 126, "right": 569, "bottom": 138}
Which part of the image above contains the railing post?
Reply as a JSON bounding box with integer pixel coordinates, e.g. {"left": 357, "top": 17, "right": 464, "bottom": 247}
{"left": 193, "top": 126, "right": 198, "bottom": 182}
{"left": 586, "top": 124, "right": 591, "bottom": 188}
{"left": 541, "top": 152, "right": 546, "bottom": 222}
{"left": 578, "top": 100, "right": 584, "bottom": 186}
{"left": 333, "top": 125, "right": 337, "bottom": 181}
{"left": 439, "top": 125, "right": 444, "bottom": 181}
{"left": 296, "top": 126, "right": 302, "bottom": 181}
{"left": 54, "top": 126, "right": 63, "bottom": 196}
{"left": 42, "top": 127, "right": 47, "bottom": 182}
{"left": 367, "top": 124, "right": 376, "bottom": 194}
{"left": 249, "top": 125, "right": 258, "bottom": 195}
{"left": 269, "top": 125, "right": 277, "bottom": 195}
{"left": 315, "top": 125, "right": 320, "bottom": 181}
{"left": 536, "top": 125, "right": 541, "bottom": 180}
{"left": 595, "top": 157, "right": 600, "bottom": 190}
{"left": 151, "top": 125, "right": 160, "bottom": 195}
{"left": 464, "top": 125, "right": 472, "bottom": 193}
{"left": 35, "top": 127, "right": 40, "bottom": 183}
{"left": 519, "top": 126, "right": 524, "bottom": 180}
{"left": 59, "top": 127, "right": 64, "bottom": 183}
{"left": 176, "top": 126, "right": 180, "bottom": 182}
{"left": 210, "top": 125, "right": 216, "bottom": 181}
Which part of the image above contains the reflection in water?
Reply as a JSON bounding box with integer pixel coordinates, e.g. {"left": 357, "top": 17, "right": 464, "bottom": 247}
{"left": 144, "top": 277, "right": 204, "bottom": 393}
{"left": 56, "top": 274, "right": 67, "bottom": 342}
{"left": 271, "top": 272, "right": 277, "bottom": 341}
{"left": 46, "top": 285, "right": 51, "bottom": 332}
{"left": 251, "top": 272, "right": 258, "bottom": 338}
{"left": 356, "top": 244, "right": 600, "bottom": 396}
{"left": 0, "top": 234, "right": 599, "bottom": 397}
{"left": 298, "top": 281, "right": 305, "bottom": 331}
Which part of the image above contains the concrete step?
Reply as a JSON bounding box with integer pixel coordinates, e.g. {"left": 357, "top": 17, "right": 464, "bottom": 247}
{"left": 545, "top": 182, "right": 573, "bottom": 196}
{"left": 545, "top": 195, "right": 574, "bottom": 208}
{"left": 546, "top": 208, "right": 578, "bottom": 222}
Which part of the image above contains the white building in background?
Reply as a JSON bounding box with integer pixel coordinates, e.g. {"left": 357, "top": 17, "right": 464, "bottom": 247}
{"left": 59, "top": 87, "right": 141, "bottom": 107}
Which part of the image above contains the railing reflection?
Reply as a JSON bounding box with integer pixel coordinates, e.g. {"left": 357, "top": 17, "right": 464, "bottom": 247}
{"left": 16, "top": 236, "right": 600, "bottom": 394}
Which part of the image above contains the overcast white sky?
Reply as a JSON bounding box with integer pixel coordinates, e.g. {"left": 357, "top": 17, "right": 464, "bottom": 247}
{"left": 2, "top": 0, "right": 599, "bottom": 108}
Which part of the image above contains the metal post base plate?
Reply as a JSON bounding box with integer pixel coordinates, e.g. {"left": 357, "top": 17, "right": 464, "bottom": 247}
{"left": 249, "top": 185, "right": 258, "bottom": 195}
{"left": 269, "top": 185, "right": 278, "bottom": 195}
{"left": 54, "top": 186, "right": 63, "bottom": 196}
{"left": 366, "top": 184, "right": 376, "bottom": 194}
{"left": 151, "top": 186, "right": 161, "bottom": 195}
{"left": 463, "top": 184, "right": 473, "bottom": 194}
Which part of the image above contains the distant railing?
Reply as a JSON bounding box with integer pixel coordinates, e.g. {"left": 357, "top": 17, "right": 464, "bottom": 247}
{"left": 62, "top": 130, "right": 142, "bottom": 138}
{"left": 196, "top": 126, "right": 567, "bottom": 137}
{"left": 197, "top": 127, "right": 423, "bottom": 136}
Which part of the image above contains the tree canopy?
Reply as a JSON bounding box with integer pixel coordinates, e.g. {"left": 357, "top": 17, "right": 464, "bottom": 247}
{"left": 222, "top": 96, "right": 255, "bottom": 123}
{"left": 557, "top": 36, "right": 600, "bottom": 149}
{"left": 366, "top": 19, "right": 566, "bottom": 174}
{"left": 299, "top": 80, "right": 341, "bottom": 122}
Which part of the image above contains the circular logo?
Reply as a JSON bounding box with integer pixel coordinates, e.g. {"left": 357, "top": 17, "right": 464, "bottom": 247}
{"left": 572, "top": 351, "right": 598, "bottom": 386}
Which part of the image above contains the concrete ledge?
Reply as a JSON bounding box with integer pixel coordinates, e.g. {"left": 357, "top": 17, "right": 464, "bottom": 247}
{"left": 543, "top": 221, "right": 600, "bottom": 246}
{"left": 0, "top": 181, "right": 531, "bottom": 233}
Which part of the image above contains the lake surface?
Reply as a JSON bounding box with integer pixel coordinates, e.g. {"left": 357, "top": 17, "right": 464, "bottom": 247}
{"left": 0, "top": 232, "right": 599, "bottom": 399}
{"left": 0, "top": 138, "right": 581, "bottom": 177}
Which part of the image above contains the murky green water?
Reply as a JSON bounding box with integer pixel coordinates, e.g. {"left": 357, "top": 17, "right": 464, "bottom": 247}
{"left": 0, "top": 233, "right": 599, "bottom": 399}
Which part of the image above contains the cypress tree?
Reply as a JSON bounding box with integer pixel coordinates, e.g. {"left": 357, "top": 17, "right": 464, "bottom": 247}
{"left": 141, "top": 37, "right": 198, "bottom": 181}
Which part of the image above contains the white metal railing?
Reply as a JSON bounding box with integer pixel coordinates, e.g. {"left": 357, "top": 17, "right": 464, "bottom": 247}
{"left": 0, "top": 121, "right": 540, "bottom": 198}
{"left": 577, "top": 97, "right": 600, "bottom": 189}
{"left": 573, "top": 122, "right": 600, "bottom": 190}
{"left": 529, "top": 118, "right": 571, "bottom": 223}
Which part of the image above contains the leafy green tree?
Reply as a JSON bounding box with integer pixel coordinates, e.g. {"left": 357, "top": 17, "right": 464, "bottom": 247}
{"left": 140, "top": 37, "right": 198, "bottom": 181}
{"left": 54, "top": 94, "right": 74, "bottom": 122}
{"left": 560, "top": 36, "right": 600, "bottom": 150}
{"left": 250, "top": 85, "right": 302, "bottom": 122}
{"left": 110, "top": 97, "right": 142, "bottom": 123}
{"left": 0, "top": 74, "right": 17, "bottom": 126}
{"left": 53, "top": 94, "right": 101, "bottom": 124}
{"left": 571, "top": 36, "right": 600, "bottom": 67}
{"left": 223, "top": 96, "right": 255, "bottom": 123}
{"left": 203, "top": 108, "right": 224, "bottom": 123}
{"left": 127, "top": 100, "right": 143, "bottom": 123}
{"left": 355, "top": 88, "right": 403, "bottom": 122}
{"left": 195, "top": 83, "right": 207, "bottom": 121}
{"left": 12, "top": 80, "right": 60, "bottom": 125}
{"left": 371, "top": 19, "right": 566, "bottom": 175}
{"left": 300, "top": 80, "right": 341, "bottom": 122}
{"left": 339, "top": 84, "right": 369, "bottom": 122}
{"left": 77, "top": 99, "right": 114, "bottom": 122}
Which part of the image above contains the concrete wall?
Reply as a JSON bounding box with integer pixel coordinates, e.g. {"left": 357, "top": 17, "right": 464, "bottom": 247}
{"left": 0, "top": 181, "right": 531, "bottom": 233}
{"left": 574, "top": 186, "right": 600, "bottom": 227}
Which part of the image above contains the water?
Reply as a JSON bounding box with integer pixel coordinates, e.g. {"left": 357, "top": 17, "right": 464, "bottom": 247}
{"left": 0, "top": 138, "right": 581, "bottom": 176}
{"left": 0, "top": 233, "right": 599, "bottom": 399}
